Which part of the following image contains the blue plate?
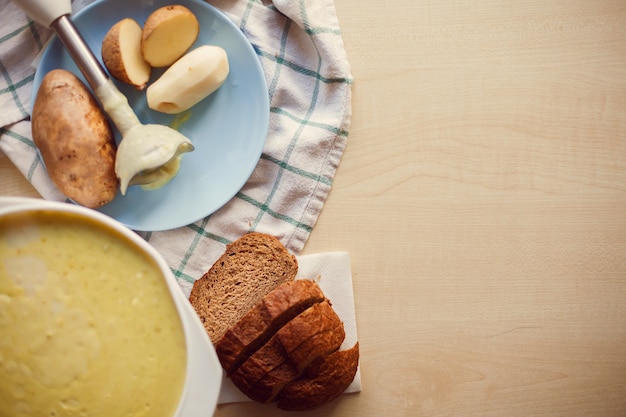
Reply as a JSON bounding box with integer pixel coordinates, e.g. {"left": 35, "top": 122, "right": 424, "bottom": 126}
{"left": 33, "top": 0, "right": 269, "bottom": 231}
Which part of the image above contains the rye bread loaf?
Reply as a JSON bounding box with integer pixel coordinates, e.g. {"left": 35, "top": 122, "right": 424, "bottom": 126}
{"left": 229, "top": 300, "right": 345, "bottom": 403}
{"left": 190, "top": 233, "right": 359, "bottom": 410}
{"left": 277, "top": 342, "right": 360, "bottom": 411}
{"left": 189, "top": 232, "right": 298, "bottom": 344}
{"left": 239, "top": 326, "right": 345, "bottom": 403}
{"left": 216, "top": 279, "right": 325, "bottom": 374}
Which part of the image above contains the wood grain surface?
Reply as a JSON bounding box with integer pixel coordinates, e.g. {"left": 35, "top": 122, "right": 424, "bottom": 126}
{"left": 2, "top": 1, "right": 625, "bottom": 416}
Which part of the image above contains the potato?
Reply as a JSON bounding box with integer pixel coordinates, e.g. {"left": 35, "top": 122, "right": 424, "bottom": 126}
{"left": 141, "top": 5, "right": 199, "bottom": 68}
{"left": 147, "top": 45, "right": 229, "bottom": 114}
{"left": 32, "top": 69, "right": 119, "bottom": 208}
{"left": 102, "top": 18, "right": 151, "bottom": 90}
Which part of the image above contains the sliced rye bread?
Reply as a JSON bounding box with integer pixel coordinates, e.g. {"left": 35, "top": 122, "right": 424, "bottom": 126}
{"left": 241, "top": 328, "right": 345, "bottom": 403}
{"left": 189, "top": 232, "right": 298, "bottom": 344}
{"left": 230, "top": 300, "right": 345, "bottom": 403}
{"left": 216, "top": 279, "right": 325, "bottom": 374}
{"left": 276, "top": 342, "right": 360, "bottom": 411}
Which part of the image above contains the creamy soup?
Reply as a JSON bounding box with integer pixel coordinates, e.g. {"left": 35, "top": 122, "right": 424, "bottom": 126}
{"left": 0, "top": 210, "right": 186, "bottom": 417}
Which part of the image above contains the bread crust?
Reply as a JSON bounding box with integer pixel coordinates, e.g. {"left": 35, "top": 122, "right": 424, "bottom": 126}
{"left": 229, "top": 300, "right": 345, "bottom": 403}
{"left": 216, "top": 279, "right": 325, "bottom": 374}
{"left": 277, "top": 342, "right": 360, "bottom": 411}
{"left": 189, "top": 232, "right": 298, "bottom": 344}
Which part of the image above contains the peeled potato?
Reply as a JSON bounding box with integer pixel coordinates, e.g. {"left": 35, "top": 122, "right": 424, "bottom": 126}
{"left": 102, "top": 18, "right": 151, "bottom": 90}
{"left": 147, "top": 45, "right": 229, "bottom": 114}
{"left": 141, "top": 5, "right": 199, "bottom": 68}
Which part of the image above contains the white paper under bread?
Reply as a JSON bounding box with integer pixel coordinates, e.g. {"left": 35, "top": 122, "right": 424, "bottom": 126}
{"left": 217, "top": 251, "right": 362, "bottom": 405}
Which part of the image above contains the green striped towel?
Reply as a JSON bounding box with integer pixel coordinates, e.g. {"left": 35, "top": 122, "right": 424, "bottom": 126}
{"left": 0, "top": 0, "right": 353, "bottom": 291}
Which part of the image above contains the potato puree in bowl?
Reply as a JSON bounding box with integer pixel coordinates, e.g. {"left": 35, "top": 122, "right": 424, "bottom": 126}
{"left": 0, "top": 208, "right": 187, "bottom": 416}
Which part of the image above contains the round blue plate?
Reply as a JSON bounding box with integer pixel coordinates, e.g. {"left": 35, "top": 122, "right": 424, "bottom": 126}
{"left": 33, "top": 0, "right": 269, "bottom": 231}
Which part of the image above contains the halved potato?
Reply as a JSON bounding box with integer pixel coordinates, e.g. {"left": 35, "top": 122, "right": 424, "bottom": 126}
{"left": 141, "top": 5, "right": 200, "bottom": 68}
{"left": 102, "top": 18, "right": 151, "bottom": 90}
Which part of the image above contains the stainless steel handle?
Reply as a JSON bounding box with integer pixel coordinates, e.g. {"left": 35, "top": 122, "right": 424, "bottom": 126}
{"left": 51, "top": 15, "right": 110, "bottom": 91}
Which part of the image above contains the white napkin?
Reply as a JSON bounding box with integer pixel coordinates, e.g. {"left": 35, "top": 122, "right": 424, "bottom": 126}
{"left": 218, "top": 251, "right": 361, "bottom": 404}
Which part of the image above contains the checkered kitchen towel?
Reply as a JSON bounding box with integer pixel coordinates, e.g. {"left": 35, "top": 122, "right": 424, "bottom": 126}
{"left": 0, "top": 0, "right": 353, "bottom": 290}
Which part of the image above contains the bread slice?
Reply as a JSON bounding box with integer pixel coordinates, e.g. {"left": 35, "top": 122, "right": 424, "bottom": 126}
{"left": 230, "top": 300, "right": 345, "bottom": 403}
{"left": 245, "top": 327, "right": 346, "bottom": 404}
{"left": 277, "top": 342, "right": 360, "bottom": 411}
{"left": 216, "top": 279, "right": 325, "bottom": 374}
{"left": 189, "top": 232, "right": 298, "bottom": 344}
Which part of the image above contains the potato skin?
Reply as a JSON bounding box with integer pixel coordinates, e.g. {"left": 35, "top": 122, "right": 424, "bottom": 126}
{"left": 32, "top": 69, "right": 119, "bottom": 208}
{"left": 102, "top": 18, "right": 150, "bottom": 89}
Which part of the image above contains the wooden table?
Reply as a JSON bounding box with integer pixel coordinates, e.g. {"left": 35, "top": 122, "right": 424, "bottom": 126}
{"left": 2, "top": 1, "right": 625, "bottom": 416}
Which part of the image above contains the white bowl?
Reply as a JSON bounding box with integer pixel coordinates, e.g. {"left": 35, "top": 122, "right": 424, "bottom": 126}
{"left": 0, "top": 197, "right": 222, "bottom": 417}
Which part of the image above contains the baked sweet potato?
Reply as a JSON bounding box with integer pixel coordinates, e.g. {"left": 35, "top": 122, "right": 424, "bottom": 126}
{"left": 32, "top": 69, "right": 119, "bottom": 208}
